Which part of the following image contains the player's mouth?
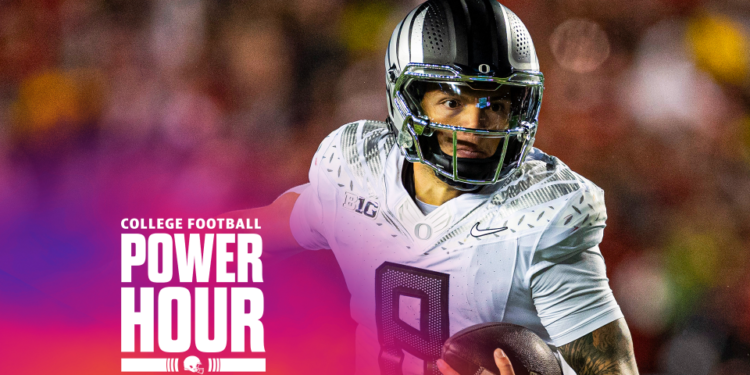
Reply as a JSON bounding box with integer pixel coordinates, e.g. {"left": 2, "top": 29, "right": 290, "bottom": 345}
{"left": 455, "top": 147, "right": 487, "bottom": 158}
{"left": 454, "top": 141, "right": 490, "bottom": 159}
{"left": 437, "top": 132, "right": 495, "bottom": 159}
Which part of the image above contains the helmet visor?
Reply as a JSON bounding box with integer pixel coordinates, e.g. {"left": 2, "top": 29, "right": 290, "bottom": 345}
{"left": 407, "top": 81, "right": 530, "bottom": 128}
{"left": 402, "top": 81, "right": 535, "bottom": 183}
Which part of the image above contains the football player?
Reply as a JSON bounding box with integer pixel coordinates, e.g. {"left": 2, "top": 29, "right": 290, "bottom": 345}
{"left": 224, "top": 0, "right": 638, "bottom": 374}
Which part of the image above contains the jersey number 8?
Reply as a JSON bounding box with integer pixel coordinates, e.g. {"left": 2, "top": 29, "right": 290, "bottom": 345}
{"left": 375, "top": 262, "right": 450, "bottom": 375}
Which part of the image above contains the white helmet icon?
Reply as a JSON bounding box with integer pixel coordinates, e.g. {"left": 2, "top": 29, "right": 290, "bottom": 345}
{"left": 183, "top": 356, "right": 204, "bottom": 374}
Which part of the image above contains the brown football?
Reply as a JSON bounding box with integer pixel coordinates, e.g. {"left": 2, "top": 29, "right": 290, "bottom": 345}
{"left": 441, "top": 323, "right": 563, "bottom": 375}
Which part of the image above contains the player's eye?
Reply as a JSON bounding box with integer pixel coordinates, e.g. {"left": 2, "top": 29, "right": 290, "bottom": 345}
{"left": 490, "top": 102, "right": 509, "bottom": 113}
{"left": 444, "top": 100, "right": 460, "bottom": 109}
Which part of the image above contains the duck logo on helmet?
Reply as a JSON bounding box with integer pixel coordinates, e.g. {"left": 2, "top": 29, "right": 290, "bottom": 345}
{"left": 183, "top": 356, "right": 204, "bottom": 374}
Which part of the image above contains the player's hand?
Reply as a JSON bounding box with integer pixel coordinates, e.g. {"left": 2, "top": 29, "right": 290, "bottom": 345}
{"left": 437, "top": 349, "right": 515, "bottom": 375}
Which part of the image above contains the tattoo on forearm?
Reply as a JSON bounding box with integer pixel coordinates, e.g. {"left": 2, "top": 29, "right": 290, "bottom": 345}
{"left": 558, "top": 318, "right": 638, "bottom": 375}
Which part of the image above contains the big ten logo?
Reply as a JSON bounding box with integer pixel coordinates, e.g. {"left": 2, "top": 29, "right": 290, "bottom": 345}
{"left": 343, "top": 193, "right": 379, "bottom": 219}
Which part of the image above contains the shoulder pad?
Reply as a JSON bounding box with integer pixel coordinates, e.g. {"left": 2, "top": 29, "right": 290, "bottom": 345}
{"left": 533, "top": 175, "right": 607, "bottom": 264}
{"left": 312, "top": 120, "right": 396, "bottom": 197}
{"left": 490, "top": 150, "right": 581, "bottom": 215}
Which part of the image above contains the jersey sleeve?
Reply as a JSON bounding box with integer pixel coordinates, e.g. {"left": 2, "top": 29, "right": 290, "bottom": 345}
{"left": 288, "top": 129, "right": 341, "bottom": 250}
{"left": 527, "top": 180, "right": 622, "bottom": 346}
{"left": 530, "top": 246, "right": 623, "bottom": 346}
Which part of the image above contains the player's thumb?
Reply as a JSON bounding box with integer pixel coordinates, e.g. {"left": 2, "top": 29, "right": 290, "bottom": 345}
{"left": 494, "top": 349, "right": 516, "bottom": 375}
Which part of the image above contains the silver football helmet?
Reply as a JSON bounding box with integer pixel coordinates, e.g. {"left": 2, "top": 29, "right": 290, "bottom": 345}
{"left": 385, "top": 0, "right": 544, "bottom": 190}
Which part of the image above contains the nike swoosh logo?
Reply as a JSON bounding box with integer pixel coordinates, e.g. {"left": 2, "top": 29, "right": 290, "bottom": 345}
{"left": 470, "top": 223, "right": 508, "bottom": 238}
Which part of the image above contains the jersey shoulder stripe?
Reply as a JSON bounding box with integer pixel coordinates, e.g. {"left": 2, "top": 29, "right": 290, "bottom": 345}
{"left": 310, "top": 120, "right": 396, "bottom": 198}
{"left": 337, "top": 120, "right": 396, "bottom": 196}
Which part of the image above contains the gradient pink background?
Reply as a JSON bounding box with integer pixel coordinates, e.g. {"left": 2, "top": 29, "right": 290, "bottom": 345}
{"left": 0, "top": 164, "right": 356, "bottom": 374}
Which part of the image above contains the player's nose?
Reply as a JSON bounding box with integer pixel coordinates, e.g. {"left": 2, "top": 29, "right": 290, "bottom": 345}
{"left": 460, "top": 105, "right": 491, "bottom": 130}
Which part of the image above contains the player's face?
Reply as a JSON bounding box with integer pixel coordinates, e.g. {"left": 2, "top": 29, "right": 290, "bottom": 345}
{"left": 421, "top": 84, "right": 512, "bottom": 159}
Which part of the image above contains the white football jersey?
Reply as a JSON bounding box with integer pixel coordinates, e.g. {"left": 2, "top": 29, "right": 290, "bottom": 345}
{"left": 289, "top": 120, "right": 623, "bottom": 375}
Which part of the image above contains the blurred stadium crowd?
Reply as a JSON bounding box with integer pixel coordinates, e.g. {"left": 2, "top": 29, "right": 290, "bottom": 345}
{"left": 1, "top": 0, "right": 749, "bottom": 374}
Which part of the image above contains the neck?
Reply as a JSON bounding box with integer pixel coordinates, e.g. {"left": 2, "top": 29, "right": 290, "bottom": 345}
{"left": 413, "top": 162, "right": 465, "bottom": 206}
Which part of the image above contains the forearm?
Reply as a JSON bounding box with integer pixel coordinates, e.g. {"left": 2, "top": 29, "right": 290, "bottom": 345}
{"left": 220, "top": 192, "right": 303, "bottom": 254}
{"left": 558, "top": 318, "right": 638, "bottom": 375}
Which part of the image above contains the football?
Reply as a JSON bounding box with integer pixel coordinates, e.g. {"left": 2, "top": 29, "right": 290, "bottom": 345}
{"left": 441, "top": 323, "right": 563, "bottom": 375}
